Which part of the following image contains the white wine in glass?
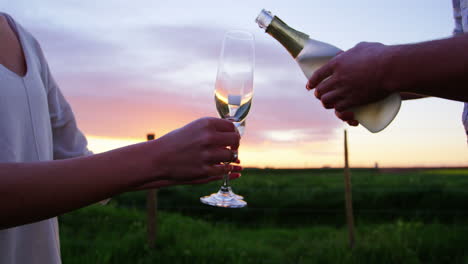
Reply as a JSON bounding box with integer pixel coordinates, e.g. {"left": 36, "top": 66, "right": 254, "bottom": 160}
{"left": 200, "top": 30, "right": 254, "bottom": 208}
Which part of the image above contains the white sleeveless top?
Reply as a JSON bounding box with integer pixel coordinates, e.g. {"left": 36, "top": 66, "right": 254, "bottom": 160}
{"left": 452, "top": 0, "right": 468, "bottom": 141}
{"left": 0, "top": 13, "right": 91, "bottom": 264}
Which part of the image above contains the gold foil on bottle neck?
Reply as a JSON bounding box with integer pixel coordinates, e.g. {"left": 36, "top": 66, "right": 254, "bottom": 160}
{"left": 266, "top": 16, "right": 309, "bottom": 58}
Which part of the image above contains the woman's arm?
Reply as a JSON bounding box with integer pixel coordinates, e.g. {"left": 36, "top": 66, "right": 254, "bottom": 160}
{"left": 0, "top": 117, "right": 240, "bottom": 229}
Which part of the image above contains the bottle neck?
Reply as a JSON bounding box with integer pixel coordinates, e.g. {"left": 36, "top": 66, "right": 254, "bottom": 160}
{"left": 266, "top": 17, "right": 309, "bottom": 58}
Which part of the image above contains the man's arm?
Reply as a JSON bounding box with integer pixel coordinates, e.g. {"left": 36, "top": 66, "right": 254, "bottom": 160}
{"left": 383, "top": 34, "right": 468, "bottom": 102}
{"left": 307, "top": 34, "right": 468, "bottom": 113}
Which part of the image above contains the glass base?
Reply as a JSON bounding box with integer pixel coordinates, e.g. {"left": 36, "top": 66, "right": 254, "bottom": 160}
{"left": 229, "top": 187, "right": 244, "bottom": 200}
{"left": 233, "top": 194, "right": 244, "bottom": 200}
{"left": 200, "top": 188, "right": 247, "bottom": 208}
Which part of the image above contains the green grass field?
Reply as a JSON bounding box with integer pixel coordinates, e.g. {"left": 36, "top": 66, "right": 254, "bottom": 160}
{"left": 59, "top": 168, "right": 468, "bottom": 263}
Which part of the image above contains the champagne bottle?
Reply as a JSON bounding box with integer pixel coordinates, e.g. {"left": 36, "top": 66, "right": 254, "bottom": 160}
{"left": 255, "top": 9, "right": 401, "bottom": 133}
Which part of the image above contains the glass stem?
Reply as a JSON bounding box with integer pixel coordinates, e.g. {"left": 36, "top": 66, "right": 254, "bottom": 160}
{"left": 220, "top": 162, "right": 231, "bottom": 192}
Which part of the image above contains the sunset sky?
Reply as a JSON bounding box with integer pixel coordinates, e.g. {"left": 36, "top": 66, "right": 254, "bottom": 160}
{"left": 3, "top": 0, "right": 467, "bottom": 168}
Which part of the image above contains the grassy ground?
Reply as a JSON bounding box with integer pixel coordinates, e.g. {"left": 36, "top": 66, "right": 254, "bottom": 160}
{"left": 59, "top": 168, "right": 468, "bottom": 263}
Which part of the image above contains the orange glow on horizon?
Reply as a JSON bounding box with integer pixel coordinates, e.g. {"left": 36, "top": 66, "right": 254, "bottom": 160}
{"left": 86, "top": 133, "right": 468, "bottom": 169}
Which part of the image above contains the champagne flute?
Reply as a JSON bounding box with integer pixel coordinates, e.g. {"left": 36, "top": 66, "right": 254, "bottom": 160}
{"left": 200, "top": 30, "right": 254, "bottom": 208}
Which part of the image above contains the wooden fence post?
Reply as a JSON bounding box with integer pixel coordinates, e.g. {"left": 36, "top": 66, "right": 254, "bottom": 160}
{"left": 344, "top": 130, "right": 356, "bottom": 249}
{"left": 146, "top": 133, "right": 158, "bottom": 248}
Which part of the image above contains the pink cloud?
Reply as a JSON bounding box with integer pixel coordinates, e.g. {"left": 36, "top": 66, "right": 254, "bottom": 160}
{"left": 66, "top": 80, "right": 340, "bottom": 145}
{"left": 21, "top": 22, "right": 341, "bottom": 147}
